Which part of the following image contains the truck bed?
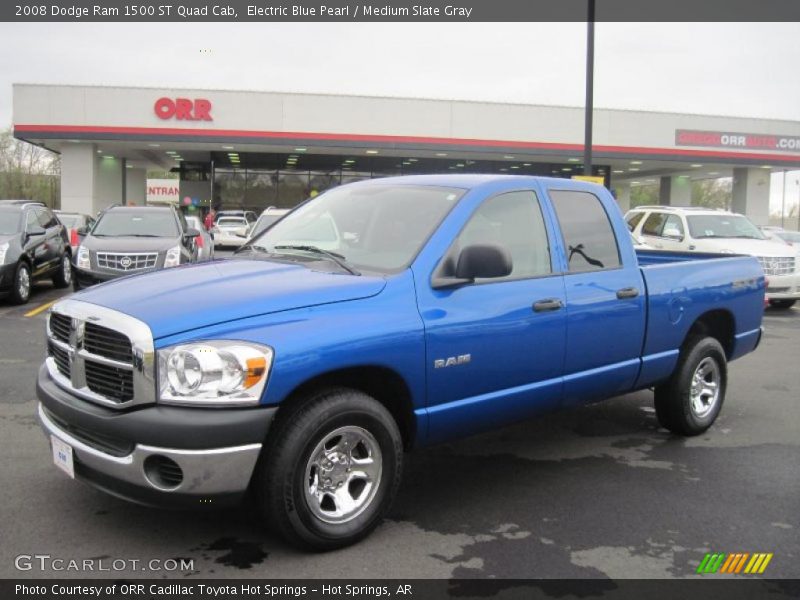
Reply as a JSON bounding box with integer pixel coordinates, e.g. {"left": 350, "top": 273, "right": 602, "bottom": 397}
{"left": 633, "top": 249, "right": 765, "bottom": 390}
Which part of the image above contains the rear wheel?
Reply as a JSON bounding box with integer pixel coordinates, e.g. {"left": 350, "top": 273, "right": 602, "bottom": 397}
{"left": 255, "top": 388, "right": 403, "bottom": 551}
{"left": 10, "top": 262, "right": 31, "bottom": 304}
{"left": 52, "top": 253, "right": 72, "bottom": 288}
{"left": 654, "top": 336, "right": 727, "bottom": 436}
{"left": 768, "top": 299, "right": 796, "bottom": 310}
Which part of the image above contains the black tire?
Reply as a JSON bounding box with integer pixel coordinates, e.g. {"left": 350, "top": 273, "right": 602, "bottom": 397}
{"left": 654, "top": 336, "right": 727, "bottom": 436}
{"left": 255, "top": 387, "right": 403, "bottom": 551}
{"left": 768, "top": 299, "right": 796, "bottom": 310}
{"left": 10, "top": 261, "right": 32, "bottom": 305}
{"left": 52, "top": 253, "right": 72, "bottom": 288}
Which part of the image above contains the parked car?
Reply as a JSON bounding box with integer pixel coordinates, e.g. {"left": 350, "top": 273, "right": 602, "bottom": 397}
{"left": 55, "top": 211, "right": 95, "bottom": 251}
{"left": 212, "top": 215, "right": 251, "bottom": 248}
{"left": 73, "top": 205, "right": 200, "bottom": 290}
{"left": 761, "top": 226, "right": 800, "bottom": 247}
{"left": 626, "top": 206, "right": 799, "bottom": 309}
{"left": 215, "top": 209, "right": 257, "bottom": 224}
{"left": 246, "top": 207, "right": 290, "bottom": 243}
{"left": 185, "top": 215, "right": 214, "bottom": 261}
{"left": 0, "top": 200, "right": 72, "bottom": 304}
{"left": 37, "top": 175, "right": 765, "bottom": 551}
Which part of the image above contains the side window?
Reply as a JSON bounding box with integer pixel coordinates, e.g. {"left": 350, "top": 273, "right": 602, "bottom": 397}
{"left": 662, "top": 214, "right": 685, "bottom": 237}
{"left": 642, "top": 212, "right": 668, "bottom": 237}
{"left": 38, "top": 208, "right": 58, "bottom": 228}
{"left": 550, "top": 190, "right": 621, "bottom": 273}
{"left": 25, "top": 210, "right": 39, "bottom": 231}
{"left": 176, "top": 211, "right": 188, "bottom": 233}
{"left": 456, "top": 190, "right": 551, "bottom": 281}
{"left": 625, "top": 211, "right": 644, "bottom": 232}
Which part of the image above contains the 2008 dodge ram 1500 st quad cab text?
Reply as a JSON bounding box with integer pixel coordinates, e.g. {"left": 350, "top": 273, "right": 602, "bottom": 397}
{"left": 37, "top": 175, "right": 765, "bottom": 550}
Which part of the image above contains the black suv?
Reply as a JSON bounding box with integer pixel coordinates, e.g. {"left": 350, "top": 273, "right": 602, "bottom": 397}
{"left": 74, "top": 205, "right": 200, "bottom": 290}
{"left": 0, "top": 200, "right": 72, "bottom": 304}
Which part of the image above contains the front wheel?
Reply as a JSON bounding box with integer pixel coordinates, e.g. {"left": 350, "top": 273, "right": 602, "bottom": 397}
{"left": 255, "top": 388, "right": 403, "bottom": 551}
{"left": 10, "top": 262, "right": 32, "bottom": 304}
{"left": 654, "top": 336, "right": 727, "bottom": 436}
{"left": 768, "top": 299, "right": 796, "bottom": 310}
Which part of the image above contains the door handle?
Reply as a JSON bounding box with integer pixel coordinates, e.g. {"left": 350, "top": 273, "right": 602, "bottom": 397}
{"left": 533, "top": 298, "right": 564, "bottom": 312}
{"left": 616, "top": 287, "right": 639, "bottom": 299}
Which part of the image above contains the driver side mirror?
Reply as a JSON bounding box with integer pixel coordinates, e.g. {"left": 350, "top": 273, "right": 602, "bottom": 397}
{"left": 184, "top": 228, "right": 201, "bottom": 238}
{"left": 432, "top": 243, "right": 513, "bottom": 289}
{"left": 76, "top": 226, "right": 88, "bottom": 236}
{"left": 663, "top": 227, "right": 684, "bottom": 241}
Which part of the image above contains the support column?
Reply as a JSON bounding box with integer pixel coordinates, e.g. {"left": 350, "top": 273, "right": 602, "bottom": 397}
{"left": 95, "top": 155, "right": 124, "bottom": 211}
{"left": 732, "top": 168, "right": 770, "bottom": 226}
{"left": 659, "top": 175, "right": 692, "bottom": 206}
{"left": 613, "top": 182, "right": 631, "bottom": 213}
{"left": 60, "top": 143, "right": 96, "bottom": 214}
{"left": 125, "top": 168, "right": 147, "bottom": 206}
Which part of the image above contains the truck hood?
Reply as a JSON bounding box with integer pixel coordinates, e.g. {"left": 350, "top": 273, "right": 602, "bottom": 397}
{"left": 695, "top": 237, "right": 796, "bottom": 257}
{"left": 73, "top": 258, "right": 387, "bottom": 339}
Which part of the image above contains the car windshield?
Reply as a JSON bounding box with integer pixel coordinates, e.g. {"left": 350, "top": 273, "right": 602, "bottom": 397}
{"left": 777, "top": 231, "right": 800, "bottom": 244}
{"left": 185, "top": 216, "right": 203, "bottom": 230}
{"left": 0, "top": 209, "right": 22, "bottom": 235}
{"left": 92, "top": 211, "right": 178, "bottom": 237}
{"left": 249, "top": 184, "right": 463, "bottom": 273}
{"left": 218, "top": 218, "right": 247, "bottom": 227}
{"left": 250, "top": 214, "right": 284, "bottom": 237}
{"left": 56, "top": 214, "right": 81, "bottom": 229}
{"left": 686, "top": 214, "right": 765, "bottom": 240}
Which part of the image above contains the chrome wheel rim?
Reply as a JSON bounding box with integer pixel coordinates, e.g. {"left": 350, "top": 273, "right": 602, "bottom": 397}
{"left": 62, "top": 256, "right": 72, "bottom": 284}
{"left": 690, "top": 357, "right": 720, "bottom": 418}
{"left": 304, "top": 425, "right": 382, "bottom": 524}
{"left": 18, "top": 267, "right": 30, "bottom": 300}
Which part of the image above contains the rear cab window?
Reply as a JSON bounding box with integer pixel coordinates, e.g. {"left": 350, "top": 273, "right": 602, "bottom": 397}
{"left": 549, "top": 190, "right": 621, "bottom": 273}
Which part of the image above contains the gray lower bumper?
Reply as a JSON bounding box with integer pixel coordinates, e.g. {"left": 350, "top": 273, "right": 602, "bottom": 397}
{"left": 38, "top": 402, "right": 262, "bottom": 497}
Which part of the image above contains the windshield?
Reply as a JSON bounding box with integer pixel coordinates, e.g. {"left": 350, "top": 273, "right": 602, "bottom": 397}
{"left": 0, "top": 210, "right": 22, "bottom": 235}
{"left": 92, "top": 211, "right": 178, "bottom": 237}
{"left": 777, "top": 231, "right": 800, "bottom": 244}
{"left": 218, "top": 218, "right": 247, "bottom": 227}
{"left": 56, "top": 214, "right": 81, "bottom": 229}
{"left": 686, "top": 214, "right": 765, "bottom": 240}
{"left": 250, "top": 214, "right": 284, "bottom": 237}
{"left": 249, "top": 184, "right": 463, "bottom": 273}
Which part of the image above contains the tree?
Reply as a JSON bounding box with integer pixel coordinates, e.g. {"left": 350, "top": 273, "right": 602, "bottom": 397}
{"left": 630, "top": 184, "right": 658, "bottom": 208}
{"left": 0, "top": 128, "right": 60, "bottom": 207}
{"left": 691, "top": 178, "right": 731, "bottom": 210}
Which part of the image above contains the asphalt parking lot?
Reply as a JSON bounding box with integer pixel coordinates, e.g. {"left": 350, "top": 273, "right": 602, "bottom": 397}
{"left": 0, "top": 267, "right": 797, "bottom": 579}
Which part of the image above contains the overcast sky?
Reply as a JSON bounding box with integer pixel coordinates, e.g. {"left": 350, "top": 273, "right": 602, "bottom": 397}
{"left": 1, "top": 22, "right": 799, "bottom": 213}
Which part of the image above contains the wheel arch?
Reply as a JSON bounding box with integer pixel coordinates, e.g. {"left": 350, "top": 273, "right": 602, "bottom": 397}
{"left": 683, "top": 309, "right": 735, "bottom": 359}
{"left": 274, "top": 366, "right": 417, "bottom": 450}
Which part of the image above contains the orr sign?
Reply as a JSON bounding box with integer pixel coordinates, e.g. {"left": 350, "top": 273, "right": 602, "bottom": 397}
{"left": 154, "top": 97, "right": 212, "bottom": 121}
{"left": 676, "top": 129, "right": 800, "bottom": 152}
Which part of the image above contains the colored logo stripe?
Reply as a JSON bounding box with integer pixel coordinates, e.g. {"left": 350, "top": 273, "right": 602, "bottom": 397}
{"left": 699, "top": 552, "right": 773, "bottom": 574}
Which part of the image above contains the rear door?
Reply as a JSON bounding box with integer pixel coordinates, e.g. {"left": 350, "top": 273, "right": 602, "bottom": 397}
{"left": 546, "top": 188, "right": 646, "bottom": 406}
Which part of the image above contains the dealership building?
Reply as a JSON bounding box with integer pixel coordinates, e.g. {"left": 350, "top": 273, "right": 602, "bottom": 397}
{"left": 12, "top": 83, "right": 800, "bottom": 225}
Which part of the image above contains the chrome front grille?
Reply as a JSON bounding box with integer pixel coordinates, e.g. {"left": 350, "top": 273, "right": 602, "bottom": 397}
{"left": 45, "top": 299, "right": 155, "bottom": 410}
{"left": 756, "top": 256, "right": 796, "bottom": 276}
{"left": 96, "top": 252, "right": 158, "bottom": 272}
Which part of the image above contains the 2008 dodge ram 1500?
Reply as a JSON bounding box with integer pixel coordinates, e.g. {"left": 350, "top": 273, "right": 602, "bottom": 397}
{"left": 37, "top": 175, "right": 765, "bottom": 550}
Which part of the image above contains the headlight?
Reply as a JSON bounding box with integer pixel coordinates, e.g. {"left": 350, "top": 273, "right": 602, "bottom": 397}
{"left": 76, "top": 245, "right": 90, "bottom": 269}
{"left": 0, "top": 242, "right": 8, "bottom": 264}
{"left": 158, "top": 341, "right": 273, "bottom": 406}
{"left": 164, "top": 245, "right": 182, "bottom": 267}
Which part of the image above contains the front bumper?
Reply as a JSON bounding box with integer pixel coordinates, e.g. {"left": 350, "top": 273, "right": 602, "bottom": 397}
{"left": 213, "top": 232, "right": 247, "bottom": 247}
{"left": 36, "top": 364, "right": 276, "bottom": 507}
{"left": 0, "top": 262, "right": 15, "bottom": 296}
{"left": 765, "top": 272, "right": 800, "bottom": 300}
{"left": 73, "top": 266, "right": 122, "bottom": 288}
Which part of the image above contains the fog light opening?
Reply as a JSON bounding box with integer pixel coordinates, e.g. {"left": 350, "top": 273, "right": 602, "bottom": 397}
{"left": 143, "top": 455, "right": 184, "bottom": 490}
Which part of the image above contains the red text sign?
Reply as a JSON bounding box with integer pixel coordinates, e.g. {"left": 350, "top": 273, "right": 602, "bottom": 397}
{"left": 154, "top": 97, "right": 212, "bottom": 121}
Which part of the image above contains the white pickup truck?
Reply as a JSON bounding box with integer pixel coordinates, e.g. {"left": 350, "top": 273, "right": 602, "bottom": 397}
{"left": 626, "top": 206, "right": 799, "bottom": 309}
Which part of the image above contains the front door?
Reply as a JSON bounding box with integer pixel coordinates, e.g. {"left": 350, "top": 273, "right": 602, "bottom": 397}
{"left": 417, "top": 189, "right": 567, "bottom": 444}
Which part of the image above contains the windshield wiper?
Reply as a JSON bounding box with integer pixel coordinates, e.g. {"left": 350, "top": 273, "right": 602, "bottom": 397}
{"left": 273, "top": 245, "right": 361, "bottom": 275}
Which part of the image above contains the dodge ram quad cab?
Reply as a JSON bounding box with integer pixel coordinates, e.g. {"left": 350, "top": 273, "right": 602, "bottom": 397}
{"left": 36, "top": 175, "right": 765, "bottom": 550}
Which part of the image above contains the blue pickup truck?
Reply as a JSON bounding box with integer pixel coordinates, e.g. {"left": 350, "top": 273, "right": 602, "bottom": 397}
{"left": 37, "top": 175, "right": 765, "bottom": 550}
